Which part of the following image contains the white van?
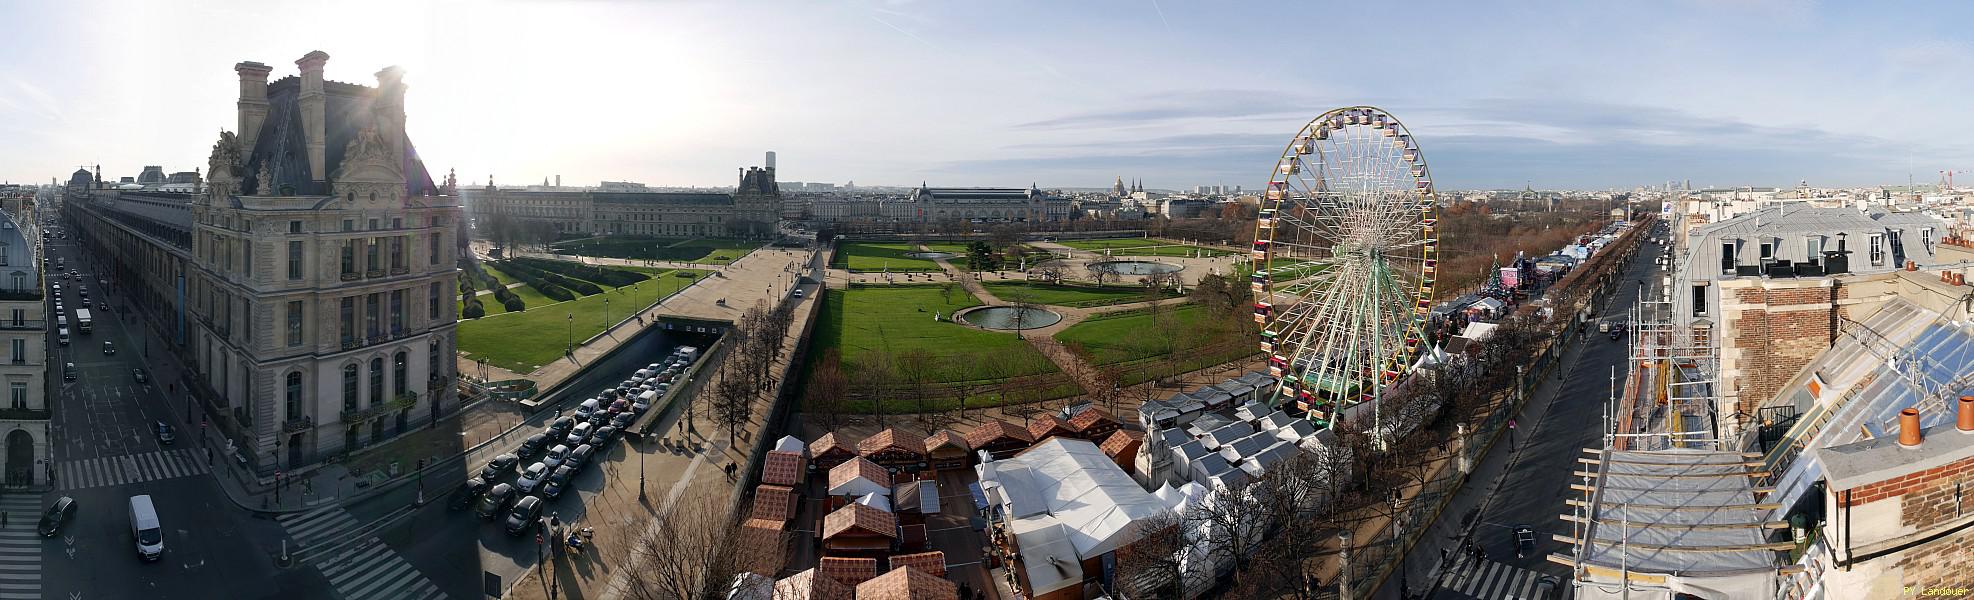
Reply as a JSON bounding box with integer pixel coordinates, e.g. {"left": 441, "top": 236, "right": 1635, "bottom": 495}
{"left": 129, "top": 495, "right": 164, "bottom": 561}
{"left": 56, "top": 316, "right": 67, "bottom": 329}
{"left": 574, "top": 398, "right": 600, "bottom": 419}
{"left": 632, "top": 368, "right": 656, "bottom": 381}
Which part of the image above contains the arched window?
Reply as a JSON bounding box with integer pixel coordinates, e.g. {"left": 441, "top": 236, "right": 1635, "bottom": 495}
{"left": 369, "top": 358, "right": 384, "bottom": 405}
{"left": 285, "top": 372, "right": 303, "bottom": 420}
{"left": 341, "top": 364, "right": 358, "bottom": 412}
{"left": 392, "top": 352, "right": 407, "bottom": 396}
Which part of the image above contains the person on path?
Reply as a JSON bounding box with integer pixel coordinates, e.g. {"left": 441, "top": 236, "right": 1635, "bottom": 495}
{"left": 1508, "top": 419, "right": 1518, "bottom": 448}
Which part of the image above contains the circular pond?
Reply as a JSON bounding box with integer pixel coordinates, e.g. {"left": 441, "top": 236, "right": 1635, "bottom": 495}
{"left": 905, "top": 251, "right": 957, "bottom": 259}
{"left": 958, "top": 306, "right": 1063, "bottom": 330}
{"left": 1091, "top": 260, "right": 1183, "bottom": 276}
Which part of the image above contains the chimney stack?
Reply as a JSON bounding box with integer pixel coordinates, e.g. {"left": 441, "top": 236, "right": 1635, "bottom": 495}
{"left": 1959, "top": 396, "right": 1974, "bottom": 433}
{"left": 1899, "top": 407, "right": 1923, "bottom": 447}
{"left": 234, "top": 61, "right": 274, "bottom": 152}
{"left": 296, "top": 51, "right": 330, "bottom": 181}
{"left": 555, "top": 175, "right": 561, "bottom": 188}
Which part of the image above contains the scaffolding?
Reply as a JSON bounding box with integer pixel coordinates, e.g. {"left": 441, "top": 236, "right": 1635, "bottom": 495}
{"left": 1620, "top": 272, "right": 1721, "bottom": 452}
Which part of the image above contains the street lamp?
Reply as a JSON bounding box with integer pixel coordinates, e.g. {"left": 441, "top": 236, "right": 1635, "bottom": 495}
{"left": 566, "top": 313, "right": 573, "bottom": 357}
{"left": 603, "top": 298, "right": 609, "bottom": 329}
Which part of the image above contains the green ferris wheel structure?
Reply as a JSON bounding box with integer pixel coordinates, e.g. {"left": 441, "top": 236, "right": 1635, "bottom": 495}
{"left": 1251, "top": 106, "right": 1440, "bottom": 433}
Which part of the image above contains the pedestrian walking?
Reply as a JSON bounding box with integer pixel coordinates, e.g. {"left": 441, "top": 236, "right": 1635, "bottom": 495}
{"left": 1508, "top": 419, "right": 1517, "bottom": 447}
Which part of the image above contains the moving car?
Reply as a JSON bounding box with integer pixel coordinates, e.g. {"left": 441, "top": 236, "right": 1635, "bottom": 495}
{"left": 504, "top": 496, "right": 543, "bottom": 536}
{"left": 541, "top": 466, "right": 577, "bottom": 500}
{"left": 132, "top": 369, "right": 147, "bottom": 384}
{"left": 574, "top": 398, "right": 599, "bottom": 420}
{"left": 592, "top": 425, "right": 618, "bottom": 445}
{"left": 446, "top": 477, "right": 489, "bottom": 511}
{"left": 479, "top": 453, "right": 520, "bottom": 481}
{"left": 515, "top": 462, "right": 549, "bottom": 493}
{"left": 38, "top": 496, "right": 76, "bottom": 537}
{"left": 103, "top": 341, "right": 115, "bottom": 355}
{"left": 611, "top": 412, "right": 635, "bottom": 429}
{"left": 1513, "top": 524, "right": 1535, "bottom": 558}
{"left": 546, "top": 416, "right": 576, "bottom": 438}
{"left": 477, "top": 483, "right": 517, "bottom": 520}
{"left": 63, "top": 363, "right": 76, "bottom": 381}
{"left": 154, "top": 422, "right": 175, "bottom": 445}
{"left": 129, "top": 495, "right": 164, "bottom": 561}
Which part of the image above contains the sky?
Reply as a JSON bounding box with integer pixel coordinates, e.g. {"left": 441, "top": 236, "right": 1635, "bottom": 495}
{"left": 5, "top": 0, "right": 1973, "bottom": 191}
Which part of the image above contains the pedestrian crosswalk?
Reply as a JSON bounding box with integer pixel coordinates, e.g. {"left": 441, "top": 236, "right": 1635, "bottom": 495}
{"left": 1435, "top": 556, "right": 1552, "bottom": 600}
{"left": 56, "top": 448, "right": 210, "bottom": 490}
{"left": 276, "top": 506, "right": 448, "bottom": 600}
{"left": 0, "top": 495, "right": 42, "bottom": 600}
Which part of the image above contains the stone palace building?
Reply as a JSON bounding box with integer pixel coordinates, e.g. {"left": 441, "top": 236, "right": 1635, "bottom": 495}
{"left": 63, "top": 51, "right": 462, "bottom": 472}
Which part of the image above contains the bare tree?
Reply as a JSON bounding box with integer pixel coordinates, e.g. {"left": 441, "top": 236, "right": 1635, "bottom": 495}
{"left": 855, "top": 350, "right": 897, "bottom": 428}
{"left": 711, "top": 360, "right": 756, "bottom": 448}
{"left": 1092, "top": 365, "right": 1126, "bottom": 416}
{"left": 1003, "top": 287, "right": 1037, "bottom": 340}
{"left": 806, "top": 349, "right": 850, "bottom": 431}
{"left": 616, "top": 488, "right": 749, "bottom": 600}
{"left": 1036, "top": 264, "right": 1067, "bottom": 285}
{"left": 1087, "top": 262, "right": 1117, "bottom": 286}
{"left": 894, "top": 348, "right": 942, "bottom": 433}
{"left": 946, "top": 354, "right": 986, "bottom": 420}
{"left": 1114, "top": 510, "right": 1190, "bottom": 600}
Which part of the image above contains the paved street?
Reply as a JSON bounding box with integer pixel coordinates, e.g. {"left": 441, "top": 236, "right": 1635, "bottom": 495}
{"left": 1378, "top": 231, "right": 1666, "bottom": 599}
{"left": 37, "top": 228, "right": 318, "bottom": 600}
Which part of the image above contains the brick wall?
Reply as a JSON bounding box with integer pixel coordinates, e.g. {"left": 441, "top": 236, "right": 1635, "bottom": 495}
{"left": 1726, "top": 283, "right": 1847, "bottom": 417}
{"left": 1895, "top": 527, "right": 1974, "bottom": 591}
{"left": 1837, "top": 453, "right": 1974, "bottom": 509}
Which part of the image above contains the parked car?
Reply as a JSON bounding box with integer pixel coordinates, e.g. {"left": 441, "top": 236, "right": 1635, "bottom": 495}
{"left": 567, "top": 444, "right": 595, "bottom": 472}
{"left": 63, "top": 363, "right": 75, "bottom": 381}
{"left": 517, "top": 433, "right": 550, "bottom": 459}
{"left": 515, "top": 462, "right": 549, "bottom": 493}
{"left": 477, "top": 483, "right": 517, "bottom": 520}
{"left": 542, "top": 445, "right": 570, "bottom": 470}
{"left": 565, "top": 422, "right": 593, "bottom": 447}
{"left": 446, "top": 477, "right": 489, "bottom": 511}
{"left": 586, "top": 411, "right": 611, "bottom": 427}
{"left": 37, "top": 496, "right": 76, "bottom": 537}
{"left": 592, "top": 425, "right": 618, "bottom": 445}
{"left": 547, "top": 416, "right": 576, "bottom": 438}
{"left": 154, "top": 422, "right": 175, "bottom": 445}
{"left": 608, "top": 399, "right": 630, "bottom": 415}
{"left": 541, "top": 466, "right": 577, "bottom": 500}
{"left": 504, "top": 496, "right": 543, "bottom": 536}
{"left": 611, "top": 412, "right": 635, "bottom": 429}
{"left": 480, "top": 453, "right": 520, "bottom": 481}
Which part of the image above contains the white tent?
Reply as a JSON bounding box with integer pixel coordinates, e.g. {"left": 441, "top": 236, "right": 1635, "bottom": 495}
{"left": 978, "top": 438, "right": 1172, "bottom": 557}
{"left": 854, "top": 492, "right": 892, "bottom": 512}
{"left": 772, "top": 435, "right": 806, "bottom": 455}
{"left": 1008, "top": 517, "right": 1085, "bottom": 598}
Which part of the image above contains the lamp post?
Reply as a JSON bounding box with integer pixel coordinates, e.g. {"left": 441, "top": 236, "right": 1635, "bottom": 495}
{"left": 566, "top": 313, "right": 573, "bottom": 357}
{"left": 638, "top": 438, "right": 647, "bottom": 501}
{"left": 603, "top": 298, "right": 609, "bottom": 330}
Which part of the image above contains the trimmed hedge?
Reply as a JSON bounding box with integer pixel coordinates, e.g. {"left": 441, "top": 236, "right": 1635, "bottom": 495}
{"left": 511, "top": 257, "right": 651, "bottom": 287}
{"left": 502, "top": 296, "right": 526, "bottom": 312}
{"left": 462, "top": 300, "right": 485, "bottom": 319}
{"left": 493, "top": 286, "right": 517, "bottom": 304}
{"left": 497, "top": 260, "right": 585, "bottom": 299}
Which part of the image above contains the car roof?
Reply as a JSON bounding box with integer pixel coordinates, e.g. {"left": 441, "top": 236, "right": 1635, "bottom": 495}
{"left": 489, "top": 483, "right": 513, "bottom": 494}
{"left": 516, "top": 496, "right": 540, "bottom": 508}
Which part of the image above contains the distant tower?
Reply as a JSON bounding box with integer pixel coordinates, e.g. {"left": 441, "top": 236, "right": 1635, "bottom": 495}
{"left": 765, "top": 151, "right": 776, "bottom": 171}
{"left": 1113, "top": 176, "right": 1126, "bottom": 196}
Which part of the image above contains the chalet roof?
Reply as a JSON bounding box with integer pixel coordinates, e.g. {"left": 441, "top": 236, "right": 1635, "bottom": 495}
{"left": 1067, "top": 406, "right": 1118, "bottom": 432}
{"left": 1100, "top": 430, "right": 1143, "bottom": 458}
{"left": 750, "top": 484, "right": 798, "bottom": 522}
{"left": 817, "top": 557, "right": 880, "bottom": 587}
{"left": 887, "top": 550, "right": 948, "bottom": 578}
{"left": 827, "top": 456, "right": 892, "bottom": 498}
{"left": 854, "top": 566, "right": 958, "bottom": 600}
{"left": 858, "top": 428, "right": 911, "bottom": 456}
{"left": 923, "top": 429, "right": 970, "bottom": 454}
{"left": 774, "top": 568, "right": 854, "bottom": 600}
{"left": 811, "top": 432, "right": 856, "bottom": 458}
{"left": 823, "top": 502, "right": 899, "bottom": 541}
{"left": 762, "top": 450, "right": 807, "bottom": 487}
{"left": 1027, "top": 415, "right": 1073, "bottom": 441}
{"left": 965, "top": 419, "right": 1034, "bottom": 449}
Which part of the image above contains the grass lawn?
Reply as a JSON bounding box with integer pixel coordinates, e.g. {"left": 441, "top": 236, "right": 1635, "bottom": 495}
{"left": 1059, "top": 237, "right": 1235, "bottom": 258}
{"left": 457, "top": 269, "right": 708, "bottom": 373}
{"left": 813, "top": 284, "right": 1059, "bottom": 380}
{"left": 981, "top": 281, "right": 1173, "bottom": 308}
{"left": 1054, "top": 303, "right": 1258, "bottom": 385}
{"left": 831, "top": 243, "right": 946, "bottom": 272}
{"left": 548, "top": 236, "right": 760, "bottom": 264}
{"left": 483, "top": 264, "right": 522, "bottom": 286}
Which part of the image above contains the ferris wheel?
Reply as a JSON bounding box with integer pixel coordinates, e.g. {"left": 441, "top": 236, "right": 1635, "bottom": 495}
{"left": 1251, "top": 106, "right": 1438, "bottom": 428}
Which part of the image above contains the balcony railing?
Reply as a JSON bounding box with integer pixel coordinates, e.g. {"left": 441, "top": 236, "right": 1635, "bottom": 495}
{"left": 282, "top": 416, "right": 314, "bottom": 433}
{"left": 340, "top": 272, "right": 359, "bottom": 282}
{"left": 339, "top": 392, "right": 416, "bottom": 424}
{"left": 366, "top": 269, "right": 385, "bottom": 278}
{"left": 0, "top": 320, "right": 45, "bottom": 330}
{"left": 0, "top": 407, "right": 51, "bottom": 420}
{"left": 390, "top": 266, "right": 409, "bottom": 276}
{"left": 0, "top": 290, "right": 42, "bottom": 301}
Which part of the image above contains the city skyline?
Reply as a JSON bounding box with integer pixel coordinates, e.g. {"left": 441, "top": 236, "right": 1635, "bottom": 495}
{"left": 5, "top": 1, "right": 1972, "bottom": 190}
